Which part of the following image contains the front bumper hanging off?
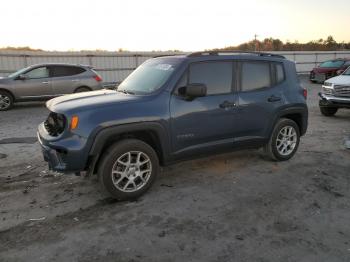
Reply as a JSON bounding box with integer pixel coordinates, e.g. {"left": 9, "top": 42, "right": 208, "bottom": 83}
{"left": 319, "top": 92, "right": 350, "bottom": 109}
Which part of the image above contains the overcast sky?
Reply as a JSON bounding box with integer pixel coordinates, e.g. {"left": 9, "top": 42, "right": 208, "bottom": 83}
{"left": 1, "top": 0, "right": 349, "bottom": 51}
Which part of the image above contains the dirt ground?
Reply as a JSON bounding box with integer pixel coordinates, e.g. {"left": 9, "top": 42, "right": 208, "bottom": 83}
{"left": 0, "top": 76, "right": 349, "bottom": 262}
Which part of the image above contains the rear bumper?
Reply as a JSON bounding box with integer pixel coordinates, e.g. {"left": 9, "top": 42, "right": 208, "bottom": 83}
{"left": 318, "top": 93, "right": 350, "bottom": 108}
{"left": 37, "top": 123, "right": 90, "bottom": 173}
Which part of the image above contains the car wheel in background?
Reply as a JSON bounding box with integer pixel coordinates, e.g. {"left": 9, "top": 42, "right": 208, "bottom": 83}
{"left": 320, "top": 106, "right": 338, "bottom": 116}
{"left": 74, "top": 87, "right": 91, "bottom": 93}
{"left": 264, "top": 118, "right": 300, "bottom": 161}
{"left": 0, "top": 91, "right": 14, "bottom": 111}
{"left": 98, "top": 139, "right": 159, "bottom": 200}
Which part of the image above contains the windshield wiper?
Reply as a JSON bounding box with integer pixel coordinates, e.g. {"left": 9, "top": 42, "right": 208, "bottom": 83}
{"left": 117, "top": 89, "right": 135, "bottom": 95}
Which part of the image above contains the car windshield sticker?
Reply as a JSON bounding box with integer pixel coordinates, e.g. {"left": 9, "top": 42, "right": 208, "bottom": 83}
{"left": 155, "top": 64, "right": 173, "bottom": 71}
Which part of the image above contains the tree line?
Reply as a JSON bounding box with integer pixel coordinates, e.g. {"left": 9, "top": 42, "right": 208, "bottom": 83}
{"left": 212, "top": 36, "right": 350, "bottom": 51}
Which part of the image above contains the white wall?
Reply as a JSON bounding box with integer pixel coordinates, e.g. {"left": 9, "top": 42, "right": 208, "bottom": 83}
{"left": 1, "top": 50, "right": 350, "bottom": 82}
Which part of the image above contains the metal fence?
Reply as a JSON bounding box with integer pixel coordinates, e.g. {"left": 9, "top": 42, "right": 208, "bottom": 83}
{"left": 1, "top": 50, "right": 350, "bottom": 84}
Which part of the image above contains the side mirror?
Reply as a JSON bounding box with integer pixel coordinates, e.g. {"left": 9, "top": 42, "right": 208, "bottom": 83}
{"left": 178, "top": 83, "right": 207, "bottom": 99}
{"left": 17, "top": 74, "right": 28, "bottom": 80}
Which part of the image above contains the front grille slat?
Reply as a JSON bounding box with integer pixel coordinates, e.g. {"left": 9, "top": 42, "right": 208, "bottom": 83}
{"left": 334, "top": 85, "right": 350, "bottom": 97}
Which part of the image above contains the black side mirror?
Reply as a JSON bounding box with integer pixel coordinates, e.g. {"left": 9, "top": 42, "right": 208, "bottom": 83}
{"left": 178, "top": 83, "right": 207, "bottom": 99}
{"left": 17, "top": 74, "right": 28, "bottom": 80}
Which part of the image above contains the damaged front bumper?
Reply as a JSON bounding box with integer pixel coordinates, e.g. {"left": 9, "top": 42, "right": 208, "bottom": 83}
{"left": 37, "top": 122, "right": 90, "bottom": 173}
{"left": 318, "top": 93, "right": 350, "bottom": 109}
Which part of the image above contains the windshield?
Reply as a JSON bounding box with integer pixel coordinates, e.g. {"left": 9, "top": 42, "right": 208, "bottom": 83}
{"left": 343, "top": 67, "right": 350, "bottom": 75}
{"left": 117, "top": 57, "right": 183, "bottom": 94}
{"left": 8, "top": 66, "right": 31, "bottom": 78}
{"left": 319, "top": 60, "right": 344, "bottom": 68}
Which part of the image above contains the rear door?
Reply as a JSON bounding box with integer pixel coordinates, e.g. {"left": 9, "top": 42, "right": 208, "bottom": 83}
{"left": 235, "top": 60, "right": 286, "bottom": 140}
{"left": 50, "top": 66, "right": 86, "bottom": 95}
{"left": 12, "top": 66, "right": 53, "bottom": 99}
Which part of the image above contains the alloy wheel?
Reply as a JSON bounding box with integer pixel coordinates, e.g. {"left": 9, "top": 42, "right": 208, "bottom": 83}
{"left": 0, "top": 94, "right": 11, "bottom": 110}
{"left": 276, "top": 126, "right": 297, "bottom": 156}
{"left": 111, "top": 151, "right": 152, "bottom": 192}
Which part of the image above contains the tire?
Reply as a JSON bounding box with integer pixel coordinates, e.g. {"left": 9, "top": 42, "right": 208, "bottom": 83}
{"left": 264, "top": 118, "right": 300, "bottom": 161}
{"left": 320, "top": 106, "right": 338, "bottom": 116}
{"left": 98, "top": 139, "right": 159, "bottom": 200}
{"left": 74, "top": 87, "right": 91, "bottom": 93}
{"left": 0, "top": 90, "right": 14, "bottom": 111}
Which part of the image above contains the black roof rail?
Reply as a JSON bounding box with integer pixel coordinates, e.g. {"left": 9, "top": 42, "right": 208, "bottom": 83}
{"left": 187, "top": 51, "right": 285, "bottom": 59}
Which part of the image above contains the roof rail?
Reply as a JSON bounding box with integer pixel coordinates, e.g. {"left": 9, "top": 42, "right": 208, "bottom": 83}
{"left": 187, "top": 51, "right": 285, "bottom": 59}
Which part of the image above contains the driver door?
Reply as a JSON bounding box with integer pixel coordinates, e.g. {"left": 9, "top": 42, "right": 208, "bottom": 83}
{"left": 13, "top": 66, "right": 53, "bottom": 99}
{"left": 170, "top": 61, "right": 238, "bottom": 158}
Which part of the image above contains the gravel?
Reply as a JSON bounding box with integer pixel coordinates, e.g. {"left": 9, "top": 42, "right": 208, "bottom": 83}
{"left": 0, "top": 77, "right": 349, "bottom": 262}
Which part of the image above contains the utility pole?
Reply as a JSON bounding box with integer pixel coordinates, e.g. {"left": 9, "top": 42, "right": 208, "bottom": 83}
{"left": 254, "top": 34, "right": 259, "bottom": 51}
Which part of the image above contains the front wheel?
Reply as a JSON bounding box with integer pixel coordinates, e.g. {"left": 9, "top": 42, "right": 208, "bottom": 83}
{"left": 98, "top": 139, "right": 159, "bottom": 200}
{"left": 264, "top": 118, "right": 300, "bottom": 161}
{"left": 0, "top": 91, "right": 13, "bottom": 111}
{"left": 320, "top": 106, "right": 338, "bottom": 116}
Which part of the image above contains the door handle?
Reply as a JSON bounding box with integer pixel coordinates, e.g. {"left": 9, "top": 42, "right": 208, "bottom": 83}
{"left": 42, "top": 81, "right": 49, "bottom": 84}
{"left": 219, "top": 101, "right": 236, "bottom": 109}
{"left": 267, "top": 95, "right": 281, "bottom": 102}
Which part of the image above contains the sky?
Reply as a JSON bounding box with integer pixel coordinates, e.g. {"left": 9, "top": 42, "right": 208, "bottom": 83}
{"left": 0, "top": 0, "right": 349, "bottom": 51}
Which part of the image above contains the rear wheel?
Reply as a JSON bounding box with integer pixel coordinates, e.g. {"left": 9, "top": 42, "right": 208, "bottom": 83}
{"left": 98, "top": 139, "right": 159, "bottom": 200}
{"left": 320, "top": 106, "right": 338, "bottom": 116}
{"left": 264, "top": 118, "right": 300, "bottom": 161}
{"left": 74, "top": 87, "right": 91, "bottom": 93}
{"left": 0, "top": 91, "right": 13, "bottom": 111}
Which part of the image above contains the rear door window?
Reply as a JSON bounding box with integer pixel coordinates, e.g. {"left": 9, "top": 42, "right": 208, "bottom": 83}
{"left": 51, "top": 66, "right": 86, "bottom": 77}
{"left": 241, "top": 61, "right": 271, "bottom": 91}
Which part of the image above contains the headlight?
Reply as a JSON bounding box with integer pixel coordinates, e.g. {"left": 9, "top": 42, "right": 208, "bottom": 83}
{"left": 322, "top": 86, "right": 333, "bottom": 95}
{"left": 44, "top": 112, "right": 66, "bottom": 136}
{"left": 323, "top": 82, "right": 333, "bottom": 87}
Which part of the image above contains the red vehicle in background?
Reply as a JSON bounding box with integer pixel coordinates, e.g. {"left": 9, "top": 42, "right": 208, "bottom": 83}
{"left": 310, "top": 58, "right": 350, "bottom": 83}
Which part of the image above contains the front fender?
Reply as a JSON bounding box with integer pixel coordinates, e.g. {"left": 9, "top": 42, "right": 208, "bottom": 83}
{"left": 88, "top": 121, "right": 171, "bottom": 163}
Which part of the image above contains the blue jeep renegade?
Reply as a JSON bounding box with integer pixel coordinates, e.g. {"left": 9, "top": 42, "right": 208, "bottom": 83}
{"left": 38, "top": 51, "right": 308, "bottom": 200}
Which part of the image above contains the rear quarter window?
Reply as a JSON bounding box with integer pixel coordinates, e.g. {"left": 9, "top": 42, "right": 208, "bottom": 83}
{"left": 275, "top": 63, "right": 285, "bottom": 84}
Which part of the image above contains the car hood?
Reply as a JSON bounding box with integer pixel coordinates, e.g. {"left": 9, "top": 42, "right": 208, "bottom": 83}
{"left": 0, "top": 76, "right": 11, "bottom": 84}
{"left": 325, "top": 75, "right": 350, "bottom": 85}
{"left": 47, "top": 89, "right": 142, "bottom": 114}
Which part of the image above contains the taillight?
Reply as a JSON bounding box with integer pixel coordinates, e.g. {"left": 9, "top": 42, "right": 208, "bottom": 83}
{"left": 303, "top": 88, "right": 307, "bottom": 99}
{"left": 94, "top": 75, "right": 102, "bottom": 82}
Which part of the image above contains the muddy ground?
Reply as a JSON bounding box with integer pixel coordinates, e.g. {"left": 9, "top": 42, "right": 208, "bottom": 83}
{"left": 0, "top": 77, "right": 349, "bottom": 262}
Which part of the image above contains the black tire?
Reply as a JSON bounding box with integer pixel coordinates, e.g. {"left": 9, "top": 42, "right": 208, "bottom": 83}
{"left": 320, "top": 106, "right": 338, "bottom": 116}
{"left": 98, "top": 139, "right": 159, "bottom": 200}
{"left": 74, "top": 87, "right": 91, "bottom": 93}
{"left": 0, "top": 90, "right": 14, "bottom": 111}
{"left": 264, "top": 118, "right": 300, "bottom": 161}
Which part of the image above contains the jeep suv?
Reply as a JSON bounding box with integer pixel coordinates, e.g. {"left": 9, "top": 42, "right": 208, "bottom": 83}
{"left": 37, "top": 51, "right": 308, "bottom": 200}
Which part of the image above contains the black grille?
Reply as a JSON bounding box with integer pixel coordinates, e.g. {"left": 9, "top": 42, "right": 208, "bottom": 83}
{"left": 334, "top": 85, "right": 350, "bottom": 97}
{"left": 44, "top": 112, "right": 66, "bottom": 136}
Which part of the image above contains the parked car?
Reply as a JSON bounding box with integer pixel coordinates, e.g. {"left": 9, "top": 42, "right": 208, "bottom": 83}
{"left": 38, "top": 51, "right": 308, "bottom": 200}
{"left": 0, "top": 63, "right": 103, "bottom": 110}
{"left": 310, "top": 58, "right": 350, "bottom": 83}
{"left": 319, "top": 66, "right": 350, "bottom": 116}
